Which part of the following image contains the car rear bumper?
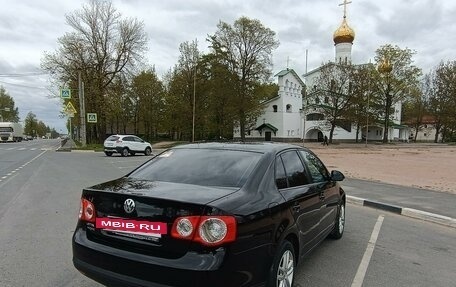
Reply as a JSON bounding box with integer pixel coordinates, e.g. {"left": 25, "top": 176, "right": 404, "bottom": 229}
{"left": 104, "top": 146, "right": 123, "bottom": 153}
{"left": 73, "top": 227, "right": 271, "bottom": 287}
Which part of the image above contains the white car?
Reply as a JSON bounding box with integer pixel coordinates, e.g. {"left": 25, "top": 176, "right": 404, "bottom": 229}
{"left": 103, "top": 135, "right": 153, "bottom": 157}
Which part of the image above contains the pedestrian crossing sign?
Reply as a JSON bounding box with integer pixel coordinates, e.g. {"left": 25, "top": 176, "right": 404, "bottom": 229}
{"left": 60, "top": 88, "right": 71, "bottom": 99}
{"left": 64, "top": 102, "right": 77, "bottom": 115}
{"left": 87, "top": 113, "right": 97, "bottom": 123}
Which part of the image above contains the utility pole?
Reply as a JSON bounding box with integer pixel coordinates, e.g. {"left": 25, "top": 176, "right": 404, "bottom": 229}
{"left": 78, "top": 71, "right": 87, "bottom": 147}
{"left": 365, "top": 62, "right": 370, "bottom": 147}
{"left": 192, "top": 38, "right": 198, "bottom": 143}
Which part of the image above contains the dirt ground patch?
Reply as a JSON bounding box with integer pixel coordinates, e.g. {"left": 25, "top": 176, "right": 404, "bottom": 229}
{"left": 305, "top": 143, "right": 456, "bottom": 194}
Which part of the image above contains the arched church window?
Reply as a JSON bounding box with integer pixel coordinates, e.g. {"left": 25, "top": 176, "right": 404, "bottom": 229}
{"left": 315, "top": 97, "right": 320, "bottom": 104}
{"left": 324, "top": 97, "right": 329, "bottom": 103}
{"left": 286, "top": 104, "right": 292, "bottom": 113}
{"left": 273, "top": 105, "right": 278, "bottom": 113}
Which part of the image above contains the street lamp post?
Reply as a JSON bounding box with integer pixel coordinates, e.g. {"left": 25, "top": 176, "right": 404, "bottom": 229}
{"left": 365, "top": 92, "right": 369, "bottom": 147}
{"left": 378, "top": 57, "right": 393, "bottom": 143}
{"left": 78, "top": 71, "right": 87, "bottom": 147}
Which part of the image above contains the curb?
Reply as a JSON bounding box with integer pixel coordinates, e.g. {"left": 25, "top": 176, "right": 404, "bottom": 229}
{"left": 347, "top": 195, "right": 456, "bottom": 229}
{"left": 55, "top": 148, "right": 71, "bottom": 152}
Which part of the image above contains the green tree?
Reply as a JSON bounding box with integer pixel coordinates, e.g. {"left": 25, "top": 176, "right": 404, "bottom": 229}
{"left": 163, "top": 40, "right": 201, "bottom": 141}
{"left": 198, "top": 53, "right": 238, "bottom": 139}
{"left": 208, "top": 17, "right": 279, "bottom": 141}
{"left": 105, "top": 76, "right": 128, "bottom": 134}
{"left": 312, "top": 62, "right": 355, "bottom": 143}
{"left": 424, "top": 61, "right": 456, "bottom": 142}
{"left": 0, "top": 86, "right": 20, "bottom": 122}
{"left": 345, "top": 63, "right": 379, "bottom": 143}
{"left": 373, "top": 44, "right": 421, "bottom": 143}
{"left": 131, "top": 69, "right": 165, "bottom": 140}
{"left": 401, "top": 86, "right": 426, "bottom": 142}
{"left": 42, "top": 0, "right": 147, "bottom": 143}
{"left": 24, "top": 112, "right": 38, "bottom": 136}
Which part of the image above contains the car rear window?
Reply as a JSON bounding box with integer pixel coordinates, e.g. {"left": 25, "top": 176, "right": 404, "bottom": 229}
{"left": 106, "top": 135, "right": 120, "bottom": 141}
{"left": 129, "top": 148, "right": 262, "bottom": 188}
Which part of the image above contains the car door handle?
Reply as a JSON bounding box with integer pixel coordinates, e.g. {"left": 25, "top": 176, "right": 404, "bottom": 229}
{"left": 292, "top": 202, "right": 300, "bottom": 212}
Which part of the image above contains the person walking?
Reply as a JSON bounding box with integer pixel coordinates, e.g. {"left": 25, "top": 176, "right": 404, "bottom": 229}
{"left": 323, "top": 135, "right": 329, "bottom": 146}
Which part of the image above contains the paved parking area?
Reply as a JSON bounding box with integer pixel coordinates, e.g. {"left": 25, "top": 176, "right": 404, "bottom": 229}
{"left": 295, "top": 205, "right": 456, "bottom": 287}
{"left": 0, "top": 149, "right": 455, "bottom": 286}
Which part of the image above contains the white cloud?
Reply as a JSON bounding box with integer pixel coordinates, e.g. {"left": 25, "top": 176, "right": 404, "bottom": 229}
{"left": 0, "top": 0, "right": 455, "bottom": 133}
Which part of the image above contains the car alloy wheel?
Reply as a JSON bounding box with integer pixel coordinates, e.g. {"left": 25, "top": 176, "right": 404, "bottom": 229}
{"left": 121, "top": 148, "right": 129, "bottom": 157}
{"left": 268, "top": 240, "right": 295, "bottom": 287}
{"left": 145, "top": 147, "right": 152, "bottom": 156}
{"left": 277, "top": 249, "right": 294, "bottom": 287}
{"left": 329, "top": 201, "right": 345, "bottom": 239}
{"left": 338, "top": 204, "right": 345, "bottom": 234}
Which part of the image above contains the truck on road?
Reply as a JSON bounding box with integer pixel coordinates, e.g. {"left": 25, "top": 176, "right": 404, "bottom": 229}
{"left": 0, "top": 122, "right": 24, "bottom": 142}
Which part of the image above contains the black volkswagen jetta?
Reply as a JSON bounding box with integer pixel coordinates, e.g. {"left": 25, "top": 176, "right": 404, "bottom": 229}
{"left": 72, "top": 142, "right": 345, "bottom": 287}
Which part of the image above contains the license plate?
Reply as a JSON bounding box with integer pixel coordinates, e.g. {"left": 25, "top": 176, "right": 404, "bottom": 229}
{"left": 96, "top": 217, "right": 167, "bottom": 236}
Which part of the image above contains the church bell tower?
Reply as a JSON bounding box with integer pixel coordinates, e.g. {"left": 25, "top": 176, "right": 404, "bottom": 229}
{"left": 333, "top": 0, "right": 355, "bottom": 64}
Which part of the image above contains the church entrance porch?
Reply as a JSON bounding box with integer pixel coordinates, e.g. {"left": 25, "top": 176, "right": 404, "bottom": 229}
{"left": 305, "top": 129, "right": 324, "bottom": 142}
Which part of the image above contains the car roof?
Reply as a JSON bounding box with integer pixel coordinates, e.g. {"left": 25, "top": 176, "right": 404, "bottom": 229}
{"left": 172, "top": 142, "right": 308, "bottom": 154}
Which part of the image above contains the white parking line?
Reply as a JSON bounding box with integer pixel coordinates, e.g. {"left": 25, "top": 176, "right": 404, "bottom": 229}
{"left": 351, "top": 215, "right": 385, "bottom": 287}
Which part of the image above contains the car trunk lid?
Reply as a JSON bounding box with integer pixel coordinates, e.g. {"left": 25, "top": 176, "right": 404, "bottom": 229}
{"left": 81, "top": 178, "right": 237, "bottom": 258}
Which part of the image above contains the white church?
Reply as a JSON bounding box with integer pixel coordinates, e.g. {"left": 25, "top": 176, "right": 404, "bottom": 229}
{"left": 234, "top": 2, "right": 408, "bottom": 143}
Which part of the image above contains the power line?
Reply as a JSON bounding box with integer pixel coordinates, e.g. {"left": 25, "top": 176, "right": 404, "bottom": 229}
{"left": 0, "top": 72, "right": 47, "bottom": 77}
{"left": 0, "top": 79, "right": 48, "bottom": 90}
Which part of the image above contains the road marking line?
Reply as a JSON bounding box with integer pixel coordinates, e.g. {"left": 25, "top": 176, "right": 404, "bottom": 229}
{"left": 18, "top": 148, "right": 26, "bottom": 150}
{"left": 351, "top": 215, "right": 385, "bottom": 287}
{"left": 0, "top": 150, "right": 47, "bottom": 185}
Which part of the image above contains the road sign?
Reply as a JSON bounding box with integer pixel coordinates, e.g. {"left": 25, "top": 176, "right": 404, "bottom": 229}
{"left": 60, "top": 89, "right": 71, "bottom": 99}
{"left": 64, "top": 102, "right": 77, "bottom": 115}
{"left": 87, "top": 113, "right": 97, "bottom": 123}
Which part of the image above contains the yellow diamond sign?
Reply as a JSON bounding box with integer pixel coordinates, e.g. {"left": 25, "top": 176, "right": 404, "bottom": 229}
{"left": 64, "top": 102, "right": 77, "bottom": 115}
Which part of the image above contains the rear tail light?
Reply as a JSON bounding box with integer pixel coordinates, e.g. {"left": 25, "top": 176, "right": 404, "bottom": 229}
{"left": 171, "top": 216, "right": 236, "bottom": 246}
{"left": 79, "top": 198, "right": 96, "bottom": 223}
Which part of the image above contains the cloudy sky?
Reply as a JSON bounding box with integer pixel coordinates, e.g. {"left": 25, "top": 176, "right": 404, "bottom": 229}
{"left": 0, "top": 0, "right": 455, "bottom": 133}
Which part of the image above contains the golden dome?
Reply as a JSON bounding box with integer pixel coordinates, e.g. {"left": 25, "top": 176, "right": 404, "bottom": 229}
{"left": 333, "top": 17, "right": 355, "bottom": 44}
{"left": 378, "top": 58, "right": 393, "bottom": 73}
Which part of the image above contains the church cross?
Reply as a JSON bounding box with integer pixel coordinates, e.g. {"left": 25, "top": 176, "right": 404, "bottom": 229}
{"left": 339, "top": 0, "right": 352, "bottom": 18}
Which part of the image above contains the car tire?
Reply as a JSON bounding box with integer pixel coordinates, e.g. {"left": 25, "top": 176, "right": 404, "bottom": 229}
{"left": 144, "top": 147, "right": 152, "bottom": 156}
{"left": 104, "top": 151, "right": 113, "bottom": 156}
{"left": 121, "top": 148, "right": 129, "bottom": 157}
{"left": 329, "top": 200, "right": 345, "bottom": 239}
{"left": 268, "top": 240, "right": 295, "bottom": 287}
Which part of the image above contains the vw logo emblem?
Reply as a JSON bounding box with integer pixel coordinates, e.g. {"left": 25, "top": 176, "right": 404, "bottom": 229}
{"left": 124, "top": 199, "right": 136, "bottom": 214}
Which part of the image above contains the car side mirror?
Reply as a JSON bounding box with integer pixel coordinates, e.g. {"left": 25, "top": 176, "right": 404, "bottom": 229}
{"left": 330, "top": 170, "right": 345, "bottom": 181}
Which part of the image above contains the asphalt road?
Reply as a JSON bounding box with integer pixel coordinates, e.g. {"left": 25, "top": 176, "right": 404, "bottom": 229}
{"left": 0, "top": 141, "right": 455, "bottom": 287}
